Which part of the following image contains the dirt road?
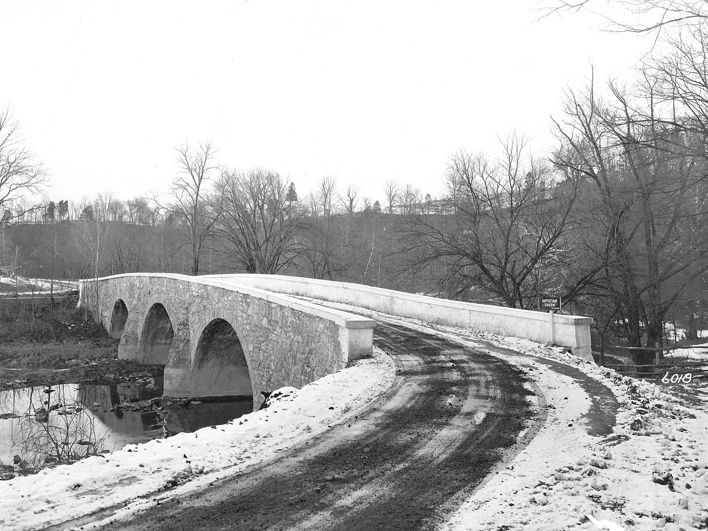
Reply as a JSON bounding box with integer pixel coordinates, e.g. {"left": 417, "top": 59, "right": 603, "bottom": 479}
{"left": 97, "top": 321, "right": 541, "bottom": 530}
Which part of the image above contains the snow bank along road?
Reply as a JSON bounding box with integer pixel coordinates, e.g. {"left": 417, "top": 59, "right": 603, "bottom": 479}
{"left": 92, "top": 320, "right": 614, "bottom": 531}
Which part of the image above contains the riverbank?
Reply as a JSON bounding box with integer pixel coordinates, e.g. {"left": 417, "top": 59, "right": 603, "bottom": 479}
{"left": 0, "top": 295, "right": 163, "bottom": 391}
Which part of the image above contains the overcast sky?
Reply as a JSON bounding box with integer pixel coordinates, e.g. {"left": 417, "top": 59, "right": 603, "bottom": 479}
{"left": 0, "top": 0, "right": 653, "bottom": 205}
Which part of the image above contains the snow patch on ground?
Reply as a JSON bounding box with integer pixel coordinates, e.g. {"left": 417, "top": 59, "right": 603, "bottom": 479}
{"left": 0, "top": 275, "right": 77, "bottom": 295}
{"left": 0, "top": 348, "right": 396, "bottom": 530}
{"left": 665, "top": 342, "right": 708, "bottom": 362}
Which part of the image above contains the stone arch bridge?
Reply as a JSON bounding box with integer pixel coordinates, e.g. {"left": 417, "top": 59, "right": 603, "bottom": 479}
{"left": 78, "top": 274, "right": 375, "bottom": 410}
{"left": 80, "top": 273, "right": 593, "bottom": 410}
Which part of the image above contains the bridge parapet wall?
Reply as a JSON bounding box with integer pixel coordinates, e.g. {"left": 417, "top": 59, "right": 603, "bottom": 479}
{"left": 208, "top": 274, "right": 594, "bottom": 360}
{"left": 78, "top": 274, "right": 375, "bottom": 405}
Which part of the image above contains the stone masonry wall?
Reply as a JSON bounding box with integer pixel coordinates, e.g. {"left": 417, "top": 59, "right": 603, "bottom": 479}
{"left": 78, "top": 275, "right": 348, "bottom": 408}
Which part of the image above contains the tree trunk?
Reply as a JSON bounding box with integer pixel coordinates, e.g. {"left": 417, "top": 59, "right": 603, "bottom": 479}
{"left": 687, "top": 311, "right": 698, "bottom": 340}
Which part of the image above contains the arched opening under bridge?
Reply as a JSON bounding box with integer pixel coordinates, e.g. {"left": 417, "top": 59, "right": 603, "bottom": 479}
{"left": 109, "top": 299, "right": 128, "bottom": 339}
{"left": 139, "top": 303, "right": 174, "bottom": 365}
{"left": 191, "top": 318, "right": 253, "bottom": 403}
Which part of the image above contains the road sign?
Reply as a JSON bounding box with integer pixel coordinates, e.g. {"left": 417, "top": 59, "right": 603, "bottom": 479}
{"left": 540, "top": 295, "right": 561, "bottom": 311}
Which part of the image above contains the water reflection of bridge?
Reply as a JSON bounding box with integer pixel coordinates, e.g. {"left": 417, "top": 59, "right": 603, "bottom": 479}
{"left": 77, "top": 382, "right": 163, "bottom": 440}
{"left": 161, "top": 399, "right": 252, "bottom": 435}
{"left": 78, "top": 381, "right": 252, "bottom": 437}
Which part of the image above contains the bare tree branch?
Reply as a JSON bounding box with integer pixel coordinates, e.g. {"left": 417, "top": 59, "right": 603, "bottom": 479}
{"left": 214, "top": 168, "right": 302, "bottom": 274}
{"left": 156, "top": 143, "right": 220, "bottom": 275}
{"left": 0, "top": 110, "right": 45, "bottom": 224}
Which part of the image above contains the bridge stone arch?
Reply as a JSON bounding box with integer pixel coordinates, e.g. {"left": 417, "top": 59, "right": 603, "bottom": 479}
{"left": 190, "top": 318, "right": 253, "bottom": 400}
{"left": 138, "top": 302, "right": 177, "bottom": 365}
{"left": 109, "top": 299, "right": 129, "bottom": 339}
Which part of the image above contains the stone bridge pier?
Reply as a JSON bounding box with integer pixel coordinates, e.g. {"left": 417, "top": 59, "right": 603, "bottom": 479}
{"left": 78, "top": 274, "right": 376, "bottom": 410}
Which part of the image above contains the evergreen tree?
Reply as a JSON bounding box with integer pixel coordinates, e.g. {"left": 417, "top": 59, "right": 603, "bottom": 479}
{"left": 286, "top": 182, "right": 298, "bottom": 204}
{"left": 80, "top": 205, "right": 94, "bottom": 221}
{"left": 45, "top": 201, "right": 56, "bottom": 222}
{"left": 57, "top": 200, "right": 69, "bottom": 220}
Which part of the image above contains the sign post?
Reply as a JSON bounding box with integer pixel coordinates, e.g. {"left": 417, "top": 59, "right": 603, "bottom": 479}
{"left": 540, "top": 295, "right": 562, "bottom": 345}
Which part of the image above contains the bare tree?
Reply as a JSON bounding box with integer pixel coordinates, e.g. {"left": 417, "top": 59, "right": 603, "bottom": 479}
{"left": 546, "top": 0, "right": 708, "bottom": 34}
{"left": 214, "top": 168, "right": 301, "bottom": 273}
{"left": 401, "top": 183, "right": 420, "bottom": 215}
{"left": 71, "top": 198, "right": 91, "bottom": 222}
{"left": 164, "top": 143, "right": 220, "bottom": 275}
{"left": 0, "top": 111, "right": 44, "bottom": 222}
{"left": 301, "top": 177, "right": 341, "bottom": 279}
{"left": 306, "top": 191, "right": 320, "bottom": 218}
{"left": 318, "top": 177, "right": 337, "bottom": 216}
{"left": 553, "top": 74, "right": 708, "bottom": 360}
{"left": 650, "top": 24, "right": 708, "bottom": 138}
{"left": 337, "top": 184, "right": 360, "bottom": 273}
{"left": 72, "top": 217, "right": 108, "bottom": 279}
{"left": 384, "top": 180, "right": 399, "bottom": 214}
{"left": 126, "top": 198, "right": 138, "bottom": 224}
{"left": 108, "top": 199, "right": 126, "bottom": 222}
{"left": 401, "top": 134, "right": 579, "bottom": 307}
{"left": 340, "top": 184, "right": 359, "bottom": 215}
{"left": 94, "top": 193, "right": 114, "bottom": 222}
{"left": 126, "top": 197, "right": 154, "bottom": 225}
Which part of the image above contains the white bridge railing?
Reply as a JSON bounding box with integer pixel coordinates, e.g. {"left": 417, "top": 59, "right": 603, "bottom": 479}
{"left": 207, "top": 274, "right": 594, "bottom": 360}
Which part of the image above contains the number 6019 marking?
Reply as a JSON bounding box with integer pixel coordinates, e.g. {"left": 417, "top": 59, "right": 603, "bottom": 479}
{"left": 661, "top": 372, "right": 692, "bottom": 384}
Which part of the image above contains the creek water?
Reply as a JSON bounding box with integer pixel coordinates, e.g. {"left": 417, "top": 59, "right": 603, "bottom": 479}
{"left": 0, "top": 379, "right": 253, "bottom": 472}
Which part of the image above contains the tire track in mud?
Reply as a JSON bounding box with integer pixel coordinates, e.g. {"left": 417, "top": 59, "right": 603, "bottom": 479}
{"left": 97, "top": 321, "right": 541, "bottom": 531}
{"left": 458, "top": 338, "right": 619, "bottom": 437}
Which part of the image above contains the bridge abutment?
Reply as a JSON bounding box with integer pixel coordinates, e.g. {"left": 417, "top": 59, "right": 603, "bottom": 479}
{"left": 163, "top": 310, "right": 193, "bottom": 398}
{"left": 117, "top": 316, "right": 140, "bottom": 361}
